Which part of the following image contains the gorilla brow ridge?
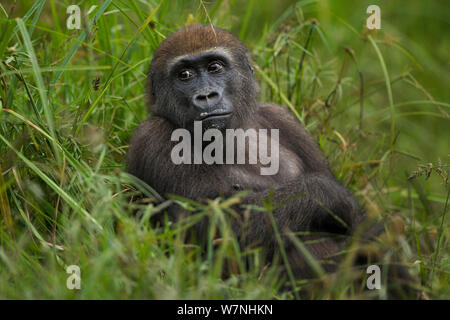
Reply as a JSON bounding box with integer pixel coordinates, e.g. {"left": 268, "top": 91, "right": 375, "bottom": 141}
{"left": 165, "top": 47, "right": 234, "bottom": 74}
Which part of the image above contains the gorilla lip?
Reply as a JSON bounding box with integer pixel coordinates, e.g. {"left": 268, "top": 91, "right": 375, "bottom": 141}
{"left": 198, "top": 111, "right": 232, "bottom": 121}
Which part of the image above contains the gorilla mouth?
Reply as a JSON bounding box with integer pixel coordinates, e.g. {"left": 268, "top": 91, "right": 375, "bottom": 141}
{"left": 198, "top": 111, "right": 232, "bottom": 121}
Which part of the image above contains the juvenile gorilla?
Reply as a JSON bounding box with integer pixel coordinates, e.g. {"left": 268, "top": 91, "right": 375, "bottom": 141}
{"left": 127, "top": 25, "right": 365, "bottom": 278}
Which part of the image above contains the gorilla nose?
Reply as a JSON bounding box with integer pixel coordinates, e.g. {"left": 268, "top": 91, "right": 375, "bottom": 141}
{"left": 193, "top": 89, "right": 222, "bottom": 109}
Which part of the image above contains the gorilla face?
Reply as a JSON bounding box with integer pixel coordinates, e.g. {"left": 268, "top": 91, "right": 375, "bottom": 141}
{"left": 149, "top": 46, "right": 257, "bottom": 132}
{"left": 164, "top": 49, "right": 236, "bottom": 131}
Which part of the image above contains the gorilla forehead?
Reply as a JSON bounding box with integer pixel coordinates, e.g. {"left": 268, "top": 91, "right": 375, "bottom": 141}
{"left": 150, "top": 25, "right": 249, "bottom": 68}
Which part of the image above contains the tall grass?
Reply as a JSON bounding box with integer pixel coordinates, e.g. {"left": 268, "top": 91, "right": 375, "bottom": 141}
{"left": 0, "top": 0, "right": 448, "bottom": 299}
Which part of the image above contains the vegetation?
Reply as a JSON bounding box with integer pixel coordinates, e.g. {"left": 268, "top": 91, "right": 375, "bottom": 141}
{"left": 0, "top": 0, "right": 448, "bottom": 299}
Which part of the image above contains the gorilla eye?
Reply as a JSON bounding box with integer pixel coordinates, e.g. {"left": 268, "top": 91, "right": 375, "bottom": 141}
{"left": 178, "top": 69, "right": 194, "bottom": 80}
{"left": 207, "top": 61, "right": 223, "bottom": 73}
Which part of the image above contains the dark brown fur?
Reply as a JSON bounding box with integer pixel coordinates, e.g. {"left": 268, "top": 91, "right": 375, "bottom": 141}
{"left": 127, "top": 25, "right": 415, "bottom": 295}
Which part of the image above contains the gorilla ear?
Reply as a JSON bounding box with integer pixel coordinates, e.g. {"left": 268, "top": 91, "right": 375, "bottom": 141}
{"left": 248, "top": 63, "right": 254, "bottom": 74}
{"left": 146, "top": 75, "right": 156, "bottom": 112}
{"left": 147, "top": 74, "right": 155, "bottom": 98}
{"left": 151, "top": 83, "right": 156, "bottom": 98}
{"left": 245, "top": 53, "right": 254, "bottom": 74}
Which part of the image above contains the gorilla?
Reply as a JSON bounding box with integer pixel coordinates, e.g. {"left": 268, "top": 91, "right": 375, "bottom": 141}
{"left": 126, "top": 25, "right": 412, "bottom": 294}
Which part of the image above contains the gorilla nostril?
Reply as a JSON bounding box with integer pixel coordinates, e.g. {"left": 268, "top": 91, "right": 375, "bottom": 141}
{"left": 197, "top": 95, "right": 207, "bottom": 101}
{"left": 207, "top": 92, "right": 219, "bottom": 100}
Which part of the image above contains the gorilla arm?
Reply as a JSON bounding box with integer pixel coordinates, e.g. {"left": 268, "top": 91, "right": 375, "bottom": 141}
{"left": 126, "top": 116, "right": 231, "bottom": 201}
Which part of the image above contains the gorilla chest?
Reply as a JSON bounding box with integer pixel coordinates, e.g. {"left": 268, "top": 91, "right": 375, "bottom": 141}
{"left": 223, "top": 144, "right": 303, "bottom": 192}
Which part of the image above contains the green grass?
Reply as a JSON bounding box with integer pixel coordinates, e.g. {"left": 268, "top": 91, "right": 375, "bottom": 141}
{"left": 0, "top": 0, "right": 448, "bottom": 299}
